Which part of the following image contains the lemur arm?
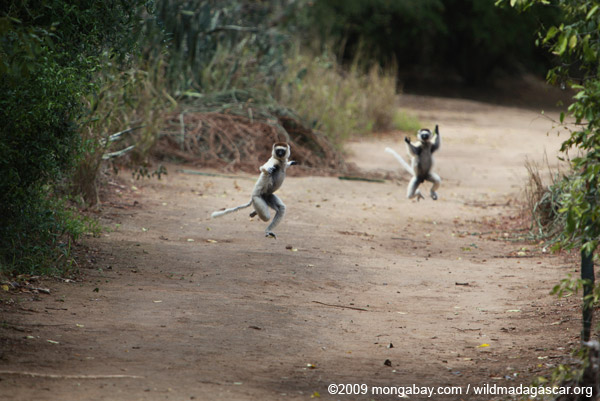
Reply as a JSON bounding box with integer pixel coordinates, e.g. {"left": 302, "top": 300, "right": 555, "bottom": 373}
{"left": 260, "top": 157, "right": 295, "bottom": 175}
{"left": 431, "top": 125, "right": 441, "bottom": 153}
{"left": 260, "top": 158, "right": 277, "bottom": 174}
{"left": 405, "top": 137, "right": 421, "bottom": 156}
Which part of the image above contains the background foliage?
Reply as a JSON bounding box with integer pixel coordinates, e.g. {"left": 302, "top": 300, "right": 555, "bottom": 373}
{"left": 294, "top": 0, "right": 561, "bottom": 86}
{"left": 141, "top": 0, "right": 404, "bottom": 146}
{"left": 142, "top": 0, "right": 293, "bottom": 94}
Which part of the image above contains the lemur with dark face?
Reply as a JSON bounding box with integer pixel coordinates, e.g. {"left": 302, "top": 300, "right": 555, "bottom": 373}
{"left": 211, "top": 142, "right": 296, "bottom": 238}
{"left": 385, "top": 125, "right": 441, "bottom": 201}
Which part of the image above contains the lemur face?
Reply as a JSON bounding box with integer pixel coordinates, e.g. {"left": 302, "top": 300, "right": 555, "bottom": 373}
{"left": 273, "top": 142, "right": 290, "bottom": 159}
{"left": 418, "top": 129, "right": 432, "bottom": 142}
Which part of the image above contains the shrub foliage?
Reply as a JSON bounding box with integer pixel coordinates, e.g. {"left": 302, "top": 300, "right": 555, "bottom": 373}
{"left": 0, "top": 0, "right": 147, "bottom": 274}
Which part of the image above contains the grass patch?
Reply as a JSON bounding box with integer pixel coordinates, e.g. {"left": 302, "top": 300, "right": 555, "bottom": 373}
{"left": 523, "top": 156, "right": 566, "bottom": 241}
{"left": 392, "top": 110, "right": 422, "bottom": 132}
{"left": 276, "top": 49, "right": 403, "bottom": 147}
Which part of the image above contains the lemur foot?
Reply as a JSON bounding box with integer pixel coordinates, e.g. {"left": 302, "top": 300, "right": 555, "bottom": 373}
{"left": 416, "top": 192, "right": 425, "bottom": 201}
{"left": 265, "top": 231, "right": 277, "bottom": 239}
{"left": 431, "top": 192, "right": 438, "bottom": 201}
{"left": 249, "top": 211, "right": 257, "bottom": 218}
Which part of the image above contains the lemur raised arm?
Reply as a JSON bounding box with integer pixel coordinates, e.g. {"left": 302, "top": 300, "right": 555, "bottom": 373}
{"left": 385, "top": 125, "right": 441, "bottom": 201}
{"left": 211, "top": 142, "right": 296, "bottom": 238}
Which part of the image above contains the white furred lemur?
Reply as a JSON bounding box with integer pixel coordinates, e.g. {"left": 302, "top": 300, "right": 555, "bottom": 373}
{"left": 385, "top": 125, "right": 441, "bottom": 201}
{"left": 210, "top": 142, "right": 296, "bottom": 238}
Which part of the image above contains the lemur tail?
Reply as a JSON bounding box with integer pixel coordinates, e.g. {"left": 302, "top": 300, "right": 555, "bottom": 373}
{"left": 385, "top": 147, "right": 414, "bottom": 176}
{"left": 211, "top": 200, "right": 252, "bottom": 218}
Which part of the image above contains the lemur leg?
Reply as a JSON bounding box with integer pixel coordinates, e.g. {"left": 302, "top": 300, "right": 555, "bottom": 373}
{"left": 251, "top": 195, "right": 270, "bottom": 222}
{"left": 264, "top": 194, "right": 286, "bottom": 238}
{"left": 427, "top": 172, "right": 441, "bottom": 200}
{"left": 407, "top": 176, "right": 425, "bottom": 201}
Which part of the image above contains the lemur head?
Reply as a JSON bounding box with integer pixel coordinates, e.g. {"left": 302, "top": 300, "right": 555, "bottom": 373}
{"left": 417, "top": 128, "right": 433, "bottom": 143}
{"left": 273, "top": 142, "right": 290, "bottom": 160}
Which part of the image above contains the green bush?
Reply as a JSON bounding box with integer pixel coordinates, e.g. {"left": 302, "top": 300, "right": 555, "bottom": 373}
{"left": 0, "top": 38, "right": 85, "bottom": 275}
{"left": 1, "top": 189, "right": 95, "bottom": 276}
{"left": 0, "top": 0, "right": 148, "bottom": 275}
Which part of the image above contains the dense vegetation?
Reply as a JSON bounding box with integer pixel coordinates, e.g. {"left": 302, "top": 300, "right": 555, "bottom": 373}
{"left": 0, "top": 0, "right": 148, "bottom": 274}
{"left": 502, "top": 0, "right": 600, "bottom": 387}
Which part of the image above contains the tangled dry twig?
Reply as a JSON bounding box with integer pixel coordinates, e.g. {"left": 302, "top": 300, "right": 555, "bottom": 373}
{"left": 154, "top": 109, "right": 346, "bottom": 176}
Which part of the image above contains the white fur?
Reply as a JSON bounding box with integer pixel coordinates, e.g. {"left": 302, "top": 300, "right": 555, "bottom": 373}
{"left": 210, "top": 200, "right": 252, "bottom": 218}
{"left": 385, "top": 147, "right": 413, "bottom": 175}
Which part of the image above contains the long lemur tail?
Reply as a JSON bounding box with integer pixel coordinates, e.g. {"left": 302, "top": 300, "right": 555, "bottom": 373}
{"left": 384, "top": 147, "right": 414, "bottom": 176}
{"left": 211, "top": 200, "right": 253, "bottom": 219}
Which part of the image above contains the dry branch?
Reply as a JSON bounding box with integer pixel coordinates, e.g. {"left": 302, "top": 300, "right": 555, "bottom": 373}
{"left": 312, "top": 301, "right": 368, "bottom": 311}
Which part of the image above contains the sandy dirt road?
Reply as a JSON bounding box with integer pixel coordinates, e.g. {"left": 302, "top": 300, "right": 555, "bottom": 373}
{"left": 0, "top": 95, "right": 581, "bottom": 400}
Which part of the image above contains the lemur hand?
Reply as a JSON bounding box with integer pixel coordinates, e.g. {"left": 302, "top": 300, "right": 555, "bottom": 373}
{"left": 404, "top": 137, "right": 411, "bottom": 144}
{"left": 289, "top": 160, "right": 298, "bottom": 166}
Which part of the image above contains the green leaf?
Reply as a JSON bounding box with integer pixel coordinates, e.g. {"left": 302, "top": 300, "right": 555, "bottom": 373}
{"left": 587, "top": 5, "right": 599, "bottom": 20}
{"left": 566, "top": 211, "right": 575, "bottom": 233}
{"left": 584, "top": 43, "right": 595, "bottom": 63}
{"left": 554, "top": 34, "right": 568, "bottom": 56}
{"left": 582, "top": 241, "right": 596, "bottom": 256}
{"left": 544, "top": 26, "right": 559, "bottom": 43}
{"left": 568, "top": 34, "right": 577, "bottom": 50}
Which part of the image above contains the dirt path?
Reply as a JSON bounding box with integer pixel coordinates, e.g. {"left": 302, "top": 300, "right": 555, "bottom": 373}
{"left": 1, "top": 95, "right": 581, "bottom": 400}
